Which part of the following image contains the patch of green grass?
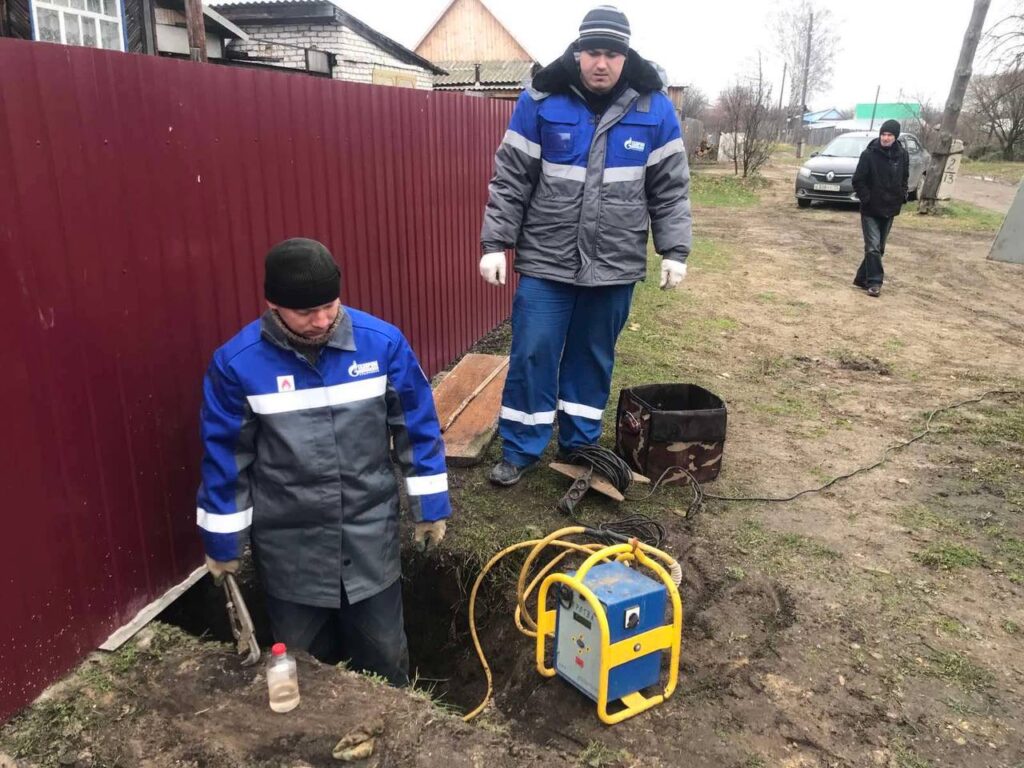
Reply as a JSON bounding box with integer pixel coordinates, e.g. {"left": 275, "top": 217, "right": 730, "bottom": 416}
{"left": 771, "top": 144, "right": 823, "bottom": 167}
{"left": 688, "top": 234, "right": 734, "bottom": 272}
{"left": 946, "top": 696, "right": 981, "bottom": 716}
{"left": 990, "top": 532, "right": 1024, "bottom": 583}
{"left": 884, "top": 337, "right": 906, "bottom": 352}
{"left": 1002, "top": 619, "right": 1020, "bottom": 634}
{"left": 924, "top": 649, "right": 994, "bottom": 692}
{"left": 578, "top": 740, "right": 630, "bottom": 767}
{"left": 972, "top": 458, "right": 1024, "bottom": 510}
{"left": 409, "top": 676, "right": 464, "bottom": 717}
{"left": 742, "top": 755, "right": 768, "bottom": 768}
{"left": 915, "top": 542, "right": 984, "bottom": 571}
{"left": 734, "top": 519, "right": 839, "bottom": 574}
{"left": 750, "top": 353, "right": 792, "bottom": 379}
{"left": 903, "top": 200, "right": 1005, "bottom": 234}
{"left": 610, "top": 247, "right": 738, "bottom": 383}
{"left": 690, "top": 173, "right": 761, "bottom": 207}
{"left": 958, "top": 403, "right": 1024, "bottom": 448}
{"left": 3, "top": 696, "right": 91, "bottom": 765}
{"left": 892, "top": 740, "right": 932, "bottom": 768}
{"left": 961, "top": 158, "right": 1024, "bottom": 184}
{"left": 935, "top": 617, "right": 971, "bottom": 638}
{"left": 725, "top": 565, "right": 747, "bottom": 581}
{"left": 620, "top": 311, "right": 738, "bottom": 360}
{"left": 0, "top": 624, "right": 197, "bottom": 765}
{"left": 749, "top": 391, "right": 819, "bottom": 420}
{"left": 896, "top": 505, "right": 970, "bottom": 536}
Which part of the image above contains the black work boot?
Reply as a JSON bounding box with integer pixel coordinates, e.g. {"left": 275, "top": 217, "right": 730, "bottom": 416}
{"left": 866, "top": 284, "right": 881, "bottom": 297}
{"left": 488, "top": 459, "right": 537, "bottom": 487}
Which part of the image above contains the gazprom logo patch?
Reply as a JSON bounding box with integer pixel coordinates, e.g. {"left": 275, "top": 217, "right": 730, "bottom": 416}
{"left": 348, "top": 360, "right": 380, "bottom": 377}
{"left": 624, "top": 137, "right": 646, "bottom": 152}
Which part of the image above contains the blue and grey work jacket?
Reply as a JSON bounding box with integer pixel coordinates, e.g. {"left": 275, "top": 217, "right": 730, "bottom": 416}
{"left": 196, "top": 307, "right": 450, "bottom": 608}
{"left": 481, "top": 49, "right": 692, "bottom": 286}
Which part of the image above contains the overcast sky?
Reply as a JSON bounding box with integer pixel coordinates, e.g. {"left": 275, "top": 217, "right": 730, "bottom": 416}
{"left": 336, "top": 0, "right": 1019, "bottom": 111}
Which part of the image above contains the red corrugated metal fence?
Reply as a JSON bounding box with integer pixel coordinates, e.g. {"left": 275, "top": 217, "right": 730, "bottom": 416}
{"left": 0, "top": 37, "right": 514, "bottom": 721}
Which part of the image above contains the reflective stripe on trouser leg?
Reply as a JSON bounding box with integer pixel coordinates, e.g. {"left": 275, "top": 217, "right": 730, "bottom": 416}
{"left": 557, "top": 282, "right": 635, "bottom": 450}
{"left": 500, "top": 276, "right": 577, "bottom": 466}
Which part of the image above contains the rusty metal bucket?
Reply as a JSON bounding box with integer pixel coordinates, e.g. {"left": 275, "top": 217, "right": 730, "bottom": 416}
{"left": 615, "top": 384, "right": 727, "bottom": 485}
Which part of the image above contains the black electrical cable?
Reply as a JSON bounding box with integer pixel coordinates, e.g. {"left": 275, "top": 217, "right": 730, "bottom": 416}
{"left": 561, "top": 445, "right": 667, "bottom": 547}
{"left": 563, "top": 389, "right": 1021, "bottom": 521}
{"left": 564, "top": 445, "right": 635, "bottom": 494}
{"left": 595, "top": 515, "right": 667, "bottom": 549}
{"left": 674, "top": 388, "right": 1023, "bottom": 517}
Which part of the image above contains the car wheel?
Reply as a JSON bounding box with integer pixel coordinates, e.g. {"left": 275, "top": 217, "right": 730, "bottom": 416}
{"left": 797, "top": 198, "right": 811, "bottom": 208}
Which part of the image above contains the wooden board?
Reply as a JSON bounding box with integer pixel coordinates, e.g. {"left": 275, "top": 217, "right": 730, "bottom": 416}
{"left": 548, "top": 462, "right": 626, "bottom": 501}
{"left": 435, "top": 354, "right": 509, "bottom": 466}
{"left": 434, "top": 354, "right": 508, "bottom": 431}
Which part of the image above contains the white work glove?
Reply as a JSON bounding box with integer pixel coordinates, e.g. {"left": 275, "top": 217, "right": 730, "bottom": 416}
{"left": 413, "top": 520, "right": 447, "bottom": 552}
{"left": 479, "top": 252, "right": 507, "bottom": 286}
{"left": 205, "top": 555, "right": 239, "bottom": 585}
{"left": 660, "top": 260, "right": 687, "bottom": 290}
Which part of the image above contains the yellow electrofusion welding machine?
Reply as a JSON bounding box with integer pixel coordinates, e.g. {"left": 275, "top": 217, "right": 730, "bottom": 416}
{"left": 535, "top": 543, "right": 682, "bottom": 724}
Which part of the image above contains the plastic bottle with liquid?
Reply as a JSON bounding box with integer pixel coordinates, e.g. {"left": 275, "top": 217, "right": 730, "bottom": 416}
{"left": 267, "top": 642, "right": 300, "bottom": 713}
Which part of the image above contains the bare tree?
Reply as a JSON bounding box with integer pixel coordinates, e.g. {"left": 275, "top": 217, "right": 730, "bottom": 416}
{"left": 679, "top": 86, "right": 709, "bottom": 121}
{"left": 919, "top": 0, "right": 992, "bottom": 213}
{"left": 907, "top": 96, "right": 944, "bottom": 152}
{"left": 717, "top": 57, "right": 779, "bottom": 178}
{"left": 967, "top": 67, "right": 1024, "bottom": 158}
{"left": 985, "top": 0, "right": 1024, "bottom": 68}
{"left": 775, "top": 0, "right": 839, "bottom": 155}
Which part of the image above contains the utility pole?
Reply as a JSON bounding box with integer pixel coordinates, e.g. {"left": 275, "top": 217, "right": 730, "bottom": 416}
{"left": 795, "top": 9, "right": 813, "bottom": 158}
{"left": 868, "top": 84, "right": 880, "bottom": 131}
{"left": 777, "top": 61, "right": 788, "bottom": 140}
{"left": 0, "top": 0, "right": 9, "bottom": 38}
{"left": 919, "top": 0, "right": 991, "bottom": 214}
{"left": 184, "top": 0, "right": 207, "bottom": 63}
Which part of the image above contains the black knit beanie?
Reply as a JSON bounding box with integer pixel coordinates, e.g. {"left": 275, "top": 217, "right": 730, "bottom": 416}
{"left": 264, "top": 238, "right": 341, "bottom": 309}
{"left": 879, "top": 119, "right": 901, "bottom": 138}
{"left": 577, "top": 5, "right": 630, "bottom": 55}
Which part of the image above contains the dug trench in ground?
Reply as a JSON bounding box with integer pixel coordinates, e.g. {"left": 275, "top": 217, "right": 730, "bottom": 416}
{"left": 0, "top": 530, "right": 750, "bottom": 768}
{"left": 0, "top": 547, "right": 583, "bottom": 768}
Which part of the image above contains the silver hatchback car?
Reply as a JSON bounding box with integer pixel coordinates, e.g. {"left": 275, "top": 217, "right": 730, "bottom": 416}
{"left": 794, "top": 130, "right": 930, "bottom": 208}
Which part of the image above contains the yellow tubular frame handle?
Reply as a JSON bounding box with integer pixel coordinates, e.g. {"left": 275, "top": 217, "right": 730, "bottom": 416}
{"left": 534, "top": 543, "right": 683, "bottom": 725}
{"left": 464, "top": 532, "right": 683, "bottom": 725}
{"left": 517, "top": 526, "right": 586, "bottom": 631}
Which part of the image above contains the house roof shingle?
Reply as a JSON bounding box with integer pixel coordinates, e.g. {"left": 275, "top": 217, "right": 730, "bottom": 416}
{"left": 433, "top": 60, "right": 533, "bottom": 88}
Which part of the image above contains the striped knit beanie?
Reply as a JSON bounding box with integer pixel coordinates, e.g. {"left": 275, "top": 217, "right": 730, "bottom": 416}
{"left": 577, "top": 5, "right": 630, "bottom": 55}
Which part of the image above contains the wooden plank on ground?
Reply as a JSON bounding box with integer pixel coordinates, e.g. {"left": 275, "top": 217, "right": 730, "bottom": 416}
{"left": 437, "top": 354, "right": 509, "bottom": 466}
{"left": 434, "top": 354, "right": 508, "bottom": 431}
{"left": 548, "top": 462, "right": 626, "bottom": 501}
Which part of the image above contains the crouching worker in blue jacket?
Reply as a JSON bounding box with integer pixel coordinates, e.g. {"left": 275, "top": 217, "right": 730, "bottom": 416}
{"left": 196, "top": 238, "right": 450, "bottom": 687}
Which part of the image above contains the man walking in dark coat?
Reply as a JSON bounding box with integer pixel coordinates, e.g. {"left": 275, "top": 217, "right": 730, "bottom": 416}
{"left": 852, "top": 119, "right": 909, "bottom": 297}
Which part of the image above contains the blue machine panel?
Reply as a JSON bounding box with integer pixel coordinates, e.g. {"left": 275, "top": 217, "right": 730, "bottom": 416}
{"left": 554, "top": 561, "right": 667, "bottom": 702}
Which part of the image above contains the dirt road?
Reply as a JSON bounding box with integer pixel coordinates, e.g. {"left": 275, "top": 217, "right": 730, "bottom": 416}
{"left": 955, "top": 175, "right": 1018, "bottom": 214}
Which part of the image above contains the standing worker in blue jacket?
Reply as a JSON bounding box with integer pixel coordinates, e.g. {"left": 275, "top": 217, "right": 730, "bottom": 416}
{"left": 852, "top": 119, "right": 909, "bottom": 297}
{"left": 479, "top": 5, "right": 693, "bottom": 486}
{"left": 197, "top": 238, "right": 450, "bottom": 686}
